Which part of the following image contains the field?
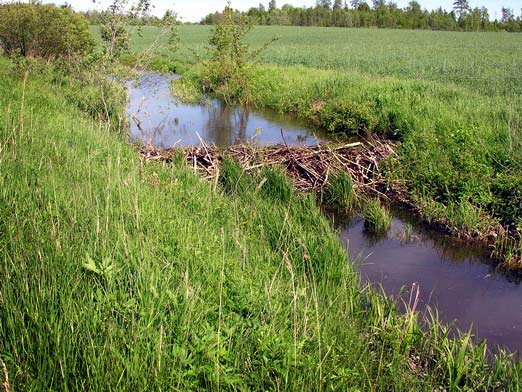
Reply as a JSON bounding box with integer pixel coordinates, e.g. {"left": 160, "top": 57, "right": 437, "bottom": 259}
{"left": 128, "top": 25, "right": 522, "bottom": 97}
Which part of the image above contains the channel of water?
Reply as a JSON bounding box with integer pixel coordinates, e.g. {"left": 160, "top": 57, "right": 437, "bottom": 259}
{"left": 125, "top": 72, "right": 522, "bottom": 353}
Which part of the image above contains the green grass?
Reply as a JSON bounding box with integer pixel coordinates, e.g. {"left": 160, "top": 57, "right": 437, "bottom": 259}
{"left": 364, "top": 199, "right": 393, "bottom": 234}
{"left": 120, "top": 25, "right": 522, "bottom": 97}
{"left": 322, "top": 169, "right": 358, "bottom": 211}
{"left": 2, "top": 56, "right": 522, "bottom": 390}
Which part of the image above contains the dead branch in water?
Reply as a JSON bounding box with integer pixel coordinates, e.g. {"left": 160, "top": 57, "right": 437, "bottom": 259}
{"left": 139, "top": 136, "right": 396, "bottom": 196}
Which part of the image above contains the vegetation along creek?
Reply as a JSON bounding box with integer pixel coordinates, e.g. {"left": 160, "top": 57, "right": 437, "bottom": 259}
{"left": 131, "top": 70, "right": 522, "bottom": 353}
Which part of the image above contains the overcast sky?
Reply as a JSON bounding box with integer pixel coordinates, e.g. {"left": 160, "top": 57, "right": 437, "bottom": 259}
{"left": 37, "top": 0, "right": 521, "bottom": 22}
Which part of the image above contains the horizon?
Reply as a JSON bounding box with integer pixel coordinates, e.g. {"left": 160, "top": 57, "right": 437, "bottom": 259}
{"left": 30, "top": 0, "right": 522, "bottom": 23}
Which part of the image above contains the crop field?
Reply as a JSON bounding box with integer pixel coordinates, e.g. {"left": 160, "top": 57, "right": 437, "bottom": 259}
{"left": 127, "top": 25, "right": 522, "bottom": 97}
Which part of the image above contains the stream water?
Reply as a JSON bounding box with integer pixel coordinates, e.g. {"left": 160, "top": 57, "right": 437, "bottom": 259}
{"left": 126, "top": 72, "right": 325, "bottom": 148}
{"left": 126, "top": 72, "right": 522, "bottom": 353}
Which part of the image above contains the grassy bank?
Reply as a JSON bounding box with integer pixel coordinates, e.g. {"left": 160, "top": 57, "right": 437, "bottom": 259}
{"left": 2, "top": 57, "right": 522, "bottom": 389}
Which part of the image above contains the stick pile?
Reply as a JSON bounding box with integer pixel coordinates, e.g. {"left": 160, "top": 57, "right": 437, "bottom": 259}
{"left": 139, "top": 136, "right": 396, "bottom": 195}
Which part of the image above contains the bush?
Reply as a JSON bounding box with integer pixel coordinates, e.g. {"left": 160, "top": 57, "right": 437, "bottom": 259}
{"left": 317, "top": 101, "right": 377, "bottom": 135}
{"left": 0, "top": 3, "right": 94, "bottom": 59}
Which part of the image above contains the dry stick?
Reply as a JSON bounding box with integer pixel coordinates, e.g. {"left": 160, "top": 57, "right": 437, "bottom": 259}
{"left": 141, "top": 139, "right": 395, "bottom": 196}
{"left": 1, "top": 360, "right": 9, "bottom": 392}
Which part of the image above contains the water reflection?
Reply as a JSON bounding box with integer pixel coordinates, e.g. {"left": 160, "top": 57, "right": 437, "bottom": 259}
{"left": 330, "top": 210, "right": 522, "bottom": 353}
{"left": 126, "top": 72, "right": 324, "bottom": 148}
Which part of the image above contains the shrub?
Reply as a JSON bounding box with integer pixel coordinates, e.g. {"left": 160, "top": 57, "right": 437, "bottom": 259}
{"left": 201, "top": 4, "right": 275, "bottom": 106}
{"left": 317, "top": 101, "right": 377, "bottom": 136}
{"left": 0, "top": 3, "right": 94, "bottom": 59}
{"left": 201, "top": 5, "right": 253, "bottom": 105}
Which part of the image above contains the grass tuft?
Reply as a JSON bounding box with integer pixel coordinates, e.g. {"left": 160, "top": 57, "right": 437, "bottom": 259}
{"left": 258, "top": 165, "right": 294, "bottom": 203}
{"left": 364, "top": 199, "right": 392, "bottom": 234}
{"left": 322, "top": 169, "right": 357, "bottom": 211}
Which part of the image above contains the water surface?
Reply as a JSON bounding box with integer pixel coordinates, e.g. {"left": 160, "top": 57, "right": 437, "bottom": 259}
{"left": 332, "top": 211, "right": 522, "bottom": 353}
{"left": 126, "top": 72, "right": 324, "bottom": 148}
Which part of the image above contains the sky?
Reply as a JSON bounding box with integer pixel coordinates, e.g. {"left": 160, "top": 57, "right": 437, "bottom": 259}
{"left": 37, "top": 0, "right": 521, "bottom": 22}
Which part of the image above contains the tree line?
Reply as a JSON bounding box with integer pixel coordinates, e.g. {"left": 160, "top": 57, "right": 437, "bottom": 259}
{"left": 201, "top": 0, "right": 522, "bottom": 32}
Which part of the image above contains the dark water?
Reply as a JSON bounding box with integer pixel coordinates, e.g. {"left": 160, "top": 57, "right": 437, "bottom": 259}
{"left": 332, "top": 211, "right": 522, "bottom": 353}
{"left": 126, "top": 72, "right": 522, "bottom": 354}
{"left": 126, "top": 72, "right": 324, "bottom": 149}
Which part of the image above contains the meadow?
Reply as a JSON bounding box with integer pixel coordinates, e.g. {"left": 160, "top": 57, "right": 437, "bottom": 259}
{"left": 3, "top": 56, "right": 522, "bottom": 389}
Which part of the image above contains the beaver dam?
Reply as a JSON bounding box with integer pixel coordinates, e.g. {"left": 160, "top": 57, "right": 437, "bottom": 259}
{"left": 139, "top": 137, "right": 395, "bottom": 195}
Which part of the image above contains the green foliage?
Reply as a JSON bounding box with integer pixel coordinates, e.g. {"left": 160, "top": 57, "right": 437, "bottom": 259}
{"left": 363, "top": 199, "right": 392, "bottom": 234}
{"left": 0, "top": 3, "right": 94, "bottom": 59}
{"left": 201, "top": 4, "right": 254, "bottom": 105}
{"left": 322, "top": 170, "right": 357, "bottom": 210}
{"left": 100, "top": 16, "right": 130, "bottom": 59}
{"left": 203, "top": 1, "right": 521, "bottom": 32}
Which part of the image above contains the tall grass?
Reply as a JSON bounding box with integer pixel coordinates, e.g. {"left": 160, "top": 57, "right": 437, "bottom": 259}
{"left": 2, "top": 57, "right": 522, "bottom": 389}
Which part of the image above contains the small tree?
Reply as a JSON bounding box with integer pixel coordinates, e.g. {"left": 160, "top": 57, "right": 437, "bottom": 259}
{"left": 96, "top": 0, "right": 154, "bottom": 60}
{"left": 201, "top": 3, "right": 264, "bottom": 105}
{"left": 333, "top": 0, "right": 344, "bottom": 10}
{"left": 453, "top": 0, "right": 469, "bottom": 18}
